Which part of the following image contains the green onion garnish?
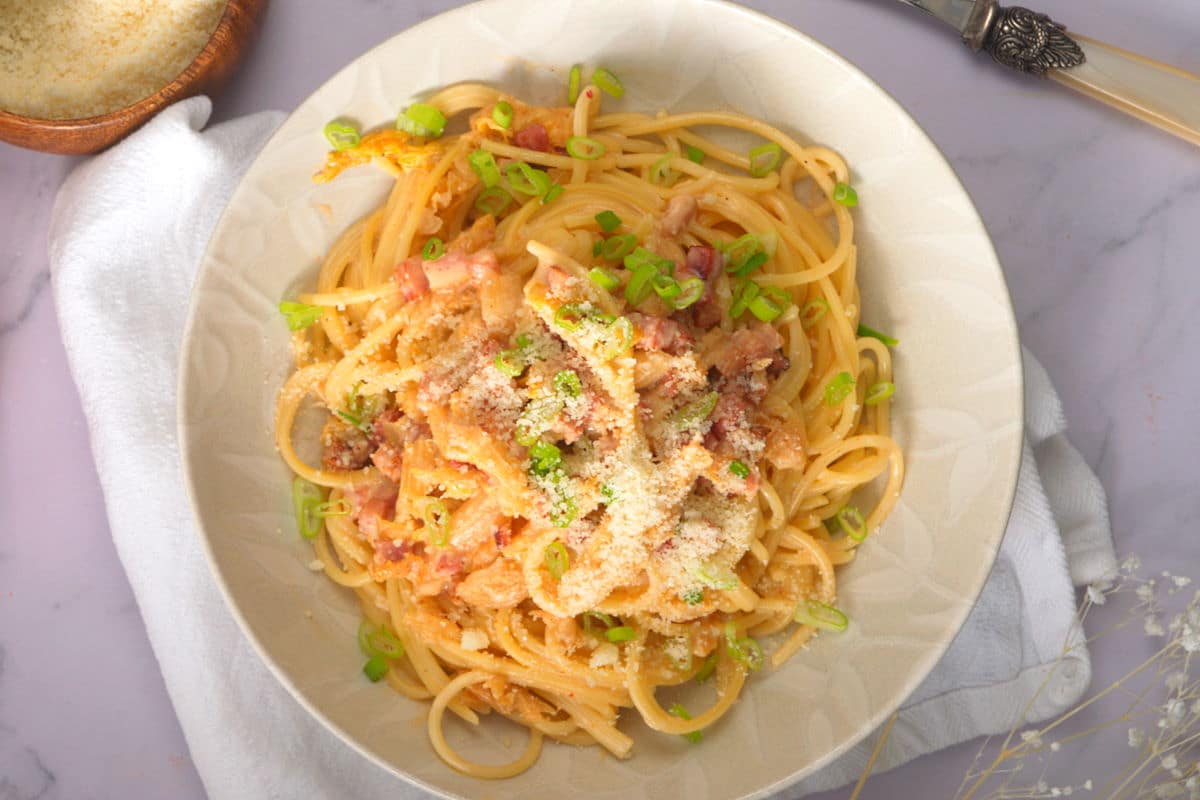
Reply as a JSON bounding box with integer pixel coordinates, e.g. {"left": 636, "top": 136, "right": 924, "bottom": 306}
{"left": 685, "top": 144, "right": 705, "bottom": 164}
{"left": 567, "top": 64, "right": 583, "bottom": 104}
{"left": 748, "top": 293, "right": 784, "bottom": 322}
{"left": 279, "top": 301, "right": 325, "bottom": 331}
{"left": 729, "top": 251, "right": 768, "bottom": 278}
{"left": 421, "top": 237, "right": 444, "bottom": 260}
{"left": 492, "top": 100, "right": 513, "bottom": 129}
{"left": 605, "top": 625, "right": 636, "bottom": 643}
{"left": 724, "top": 234, "right": 761, "bottom": 268}
{"left": 794, "top": 600, "right": 849, "bottom": 632}
{"left": 672, "top": 278, "right": 705, "bottom": 310}
{"left": 542, "top": 182, "right": 564, "bottom": 205}
{"left": 671, "top": 391, "right": 719, "bottom": 429}
{"left": 598, "top": 316, "right": 634, "bottom": 360}
{"left": 723, "top": 622, "right": 764, "bottom": 671}
{"left": 824, "top": 371, "right": 856, "bottom": 406}
{"left": 357, "top": 620, "right": 406, "bottom": 659}
{"left": 323, "top": 121, "right": 360, "bottom": 151}
{"left": 649, "top": 155, "right": 678, "bottom": 186}
{"left": 292, "top": 477, "right": 323, "bottom": 539}
{"left": 667, "top": 704, "right": 704, "bottom": 743}
{"left": 362, "top": 654, "right": 389, "bottom": 682}
{"left": 554, "top": 303, "right": 588, "bottom": 331}
{"left": 593, "top": 240, "right": 604, "bottom": 257}
{"left": 595, "top": 210, "right": 622, "bottom": 232}
{"left": 529, "top": 440, "right": 563, "bottom": 476}
{"left": 625, "top": 263, "right": 657, "bottom": 306}
{"left": 729, "top": 280, "right": 760, "bottom": 320}
{"left": 474, "top": 185, "right": 513, "bottom": 216}
{"left": 423, "top": 499, "right": 450, "bottom": 546}
{"left": 566, "top": 136, "right": 606, "bottom": 160}
{"left": 505, "top": 161, "right": 552, "bottom": 196}
{"left": 833, "top": 182, "right": 858, "bottom": 207}
{"left": 396, "top": 103, "right": 447, "bottom": 138}
{"left": 494, "top": 349, "right": 525, "bottom": 378}
{"left": 545, "top": 541, "right": 570, "bottom": 579}
{"left": 549, "top": 491, "right": 578, "bottom": 528}
{"left": 588, "top": 267, "right": 621, "bottom": 291}
{"left": 468, "top": 148, "right": 501, "bottom": 188}
{"left": 592, "top": 67, "right": 624, "bottom": 98}
{"left": 857, "top": 323, "right": 898, "bottom": 347}
{"left": 748, "top": 142, "right": 782, "bottom": 177}
{"left": 695, "top": 563, "right": 737, "bottom": 590}
{"left": 515, "top": 396, "right": 564, "bottom": 446}
{"left": 800, "top": 298, "right": 829, "bottom": 329}
{"left": 652, "top": 273, "right": 681, "bottom": 301}
{"left": 600, "top": 233, "right": 637, "bottom": 261}
{"left": 581, "top": 611, "right": 616, "bottom": 635}
{"left": 681, "top": 588, "right": 703, "bottom": 605}
{"left": 837, "top": 505, "right": 868, "bottom": 542}
{"left": 599, "top": 483, "right": 617, "bottom": 504}
{"left": 865, "top": 381, "right": 896, "bottom": 406}
{"left": 695, "top": 652, "right": 718, "bottom": 683}
{"left": 729, "top": 460, "right": 750, "bottom": 479}
{"left": 554, "top": 369, "right": 582, "bottom": 397}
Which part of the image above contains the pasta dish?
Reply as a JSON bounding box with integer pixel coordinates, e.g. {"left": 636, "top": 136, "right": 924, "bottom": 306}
{"left": 275, "top": 68, "right": 904, "bottom": 778}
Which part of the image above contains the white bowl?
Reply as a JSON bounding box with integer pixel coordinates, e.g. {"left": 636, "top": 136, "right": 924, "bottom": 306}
{"left": 179, "top": 1, "right": 1023, "bottom": 797}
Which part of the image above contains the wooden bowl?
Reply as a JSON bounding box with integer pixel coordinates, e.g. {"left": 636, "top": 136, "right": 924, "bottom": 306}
{"left": 0, "top": 0, "right": 268, "bottom": 155}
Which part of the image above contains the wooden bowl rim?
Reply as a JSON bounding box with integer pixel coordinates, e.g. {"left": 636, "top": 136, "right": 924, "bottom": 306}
{"left": 0, "top": 0, "right": 250, "bottom": 131}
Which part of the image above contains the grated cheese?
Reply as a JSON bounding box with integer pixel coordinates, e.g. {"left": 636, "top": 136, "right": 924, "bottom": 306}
{"left": 0, "top": 0, "right": 226, "bottom": 119}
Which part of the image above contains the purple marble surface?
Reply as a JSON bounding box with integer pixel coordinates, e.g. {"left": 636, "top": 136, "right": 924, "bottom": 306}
{"left": 1, "top": 1, "right": 1198, "bottom": 797}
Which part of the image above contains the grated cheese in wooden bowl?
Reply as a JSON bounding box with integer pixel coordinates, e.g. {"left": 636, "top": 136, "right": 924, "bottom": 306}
{"left": 0, "top": 0, "right": 227, "bottom": 120}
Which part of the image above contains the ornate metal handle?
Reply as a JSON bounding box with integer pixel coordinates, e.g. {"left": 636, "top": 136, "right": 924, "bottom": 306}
{"left": 963, "top": 1, "right": 1086, "bottom": 77}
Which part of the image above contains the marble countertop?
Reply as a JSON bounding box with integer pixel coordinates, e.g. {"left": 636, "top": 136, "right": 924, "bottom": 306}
{"left": 2, "top": 1, "right": 1197, "bottom": 797}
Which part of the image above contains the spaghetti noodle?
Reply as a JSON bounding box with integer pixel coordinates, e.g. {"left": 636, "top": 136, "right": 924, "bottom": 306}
{"left": 275, "top": 78, "right": 904, "bottom": 778}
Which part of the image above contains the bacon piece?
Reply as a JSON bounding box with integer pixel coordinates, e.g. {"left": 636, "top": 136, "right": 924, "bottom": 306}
{"left": 659, "top": 194, "right": 698, "bottom": 237}
{"left": 544, "top": 264, "right": 573, "bottom": 296}
{"left": 376, "top": 538, "right": 414, "bottom": 562}
{"left": 395, "top": 257, "right": 430, "bottom": 301}
{"left": 631, "top": 312, "right": 694, "bottom": 356}
{"left": 683, "top": 246, "right": 724, "bottom": 330}
{"left": 424, "top": 249, "right": 500, "bottom": 291}
{"left": 712, "top": 323, "right": 783, "bottom": 377}
{"left": 514, "top": 123, "right": 550, "bottom": 152}
{"left": 346, "top": 476, "right": 399, "bottom": 539}
{"left": 320, "top": 417, "right": 371, "bottom": 471}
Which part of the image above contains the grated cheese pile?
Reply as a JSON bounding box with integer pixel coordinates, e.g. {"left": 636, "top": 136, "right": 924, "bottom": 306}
{"left": 0, "top": 0, "right": 226, "bottom": 119}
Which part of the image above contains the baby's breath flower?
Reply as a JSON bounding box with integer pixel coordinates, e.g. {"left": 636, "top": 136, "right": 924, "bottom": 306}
{"left": 1162, "top": 753, "right": 1178, "bottom": 770}
{"left": 1020, "top": 729, "right": 1043, "bottom": 748}
{"left": 1145, "top": 615, "right": 1166, "bottom": 637}
{"left": 1122, "top": 554, "right": 1142, "bottom": 572}
{"left": 1129, "top": 727, "right": 1146, "bottom": 748}
{"left": 1138, "top": 583, "right": 1156, "bottom": 601}
{"left": 1086, "top": 584, "right": 1107, "bottom": 606}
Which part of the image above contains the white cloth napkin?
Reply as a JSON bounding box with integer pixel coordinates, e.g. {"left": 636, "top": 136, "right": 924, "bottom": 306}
{"left": 49, "top": 97, "right": 1116, "bottom": 800}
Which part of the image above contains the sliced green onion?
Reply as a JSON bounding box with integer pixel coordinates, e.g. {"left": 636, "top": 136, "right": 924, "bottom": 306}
{"left": 505, "top": 161, "right": 551, "bottom": 196}
{"left": 595, "top": 210, "right": 622, "bottom": 232}
{"left": 837, "top": 505, "right": 868, "bottom": 542}
{"left": 581, "top": 610, "right": 616, "bottom": 635}
{"left": 529, "top": 440, "right": 563, "bottom": 476}
{"left": 423, "top": 499, "right": 450, "bottom": 546}
{"left": 492, "top": 100, "right": 513, "bottom": 129}
{"left": 672, "top": 278, "right": 705, "bottom": 310}
{"left": 681, "top": 587, "right": 704, "bottom": 605}
{"left": 685, "top": 144, "right": 705, "bottom": 164}
{"left": 695, "top": 652, "right": 718, "bottom": 683}
{"left": 358, "top": 620, "right": 406, "bottom": 659}
{"left": 622, "top": 246, "right": 672, "bottom": 274}
{"left": 695, "top": 562, "right": 737, "bottom": 590}
{"left": 800, "top": 298, "right": 829, "bottom": 329}
{"left": 541, "top": 182, "right": 564, "bottom": 205}
{"left": 605, "top": 625, "right": 636, "bottom": 643}
{"left": 600, "top": 233, "right": 637, "bottom": 261}
{"left": 474, "top": 185, "right": 512, "bottom": 216}
{"left": 729, "top": 460, "right": 750, "bottom": 479}
{"left": 396, "top": 103, "right": 447, "bottom": 138}
{"left": 865, "top": 381, "right": 896, "bottom": 406}
{"left": 748, "top": 293, "right": 784, "bottom": 322}
{"left": 592, "top": 67, "right": 625, "bottom": 98}
{"left": 672, "top": 391, "right": 719, "bottom": 429}
{"left": 588, "top": 267, "right": 621, "bottom": 291}
{"left": 468, "top": 148, "right": 501, "bottom": 188}
{"left": 362, "top": 654, "right": 389, "bottom": 682}
{"left": 545, "top": 541, "right": 570, "bottom": 579}
{"left": 833, "top": 182, "right": 859, "bottom": 207}
{"left": 336, "top": 409, "right": 367, "bottom": 432}
{"left": 652, "top": 273, "right": 681, "bottom": 301}
{"left": 824, "top": 371, "right": 856, "bottom": 406}
{"left": 323, "top": 121, "right": 360, "bottom": 151}
{"left": 667, "top": 704, "right": 704, "bottom": 743}
{"left": 649, "top": 155, "right": 679, "bottom": 186}
{"left": 857, "top": 323, "right": 898, "bottom": 347}
{"left": 566, "top": 136, "right": 606, "bottom": 160}
{"left": 567, "top": 64, "right": 582, "bottom": 104}
{"left": 279, "top": 301, "right": 325, "bottom": 331}
{"left": 724, "top": 234, "right": 761, "bottom": 269}
{"left": 515, "top": 397, "right": 564, "bottom": 446}
{"left": 724, "top": 622, "right": 764, "bottom": 671}
{"left": 598, "top": 315, "right": 634, "bottom": 361}
{"left": 748, "top": 142, "right": 782, "bottom": 177}
{"left": 554, "top": 303, "right": 588, "bottom": 331}
{"left": 292, "top": 477, "right": 323, "bottom": 539}
{"left": 494, "top": 349, "right": 526, "bottom": 378}
{"left": 549, "top": 491, "right": 578, "bottom": 528}
{"left": 729, "top": 251, "right": 768, "bottom": 278}
{"left": 554, "top": 369, "right": 582, "bottom": 397}
{"left": 729, "top": 280, "right": 760, "bottom": 320}
{"left": 794, "top": 600, "right": 850, "bottom": 632}
{"left": 592, "top": 240, "right": 604, "bottom": 257}
{"left": 625, "top": 263, "right": 657, "bottom": 306}
{"left": 421, "top": 237, "right": 444, "bottom": 260}
{"left": 599, "top": 483, "right": 617, "bottom": 504}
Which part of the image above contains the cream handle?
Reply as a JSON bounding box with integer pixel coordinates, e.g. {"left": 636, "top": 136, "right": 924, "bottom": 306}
{"left": 1050, "top": 35, "right": 1200, "bottom": 148}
